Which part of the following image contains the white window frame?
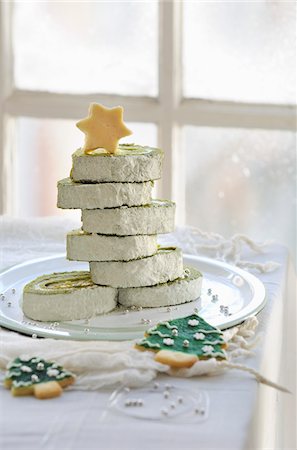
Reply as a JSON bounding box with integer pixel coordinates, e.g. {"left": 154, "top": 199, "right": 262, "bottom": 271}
{"left": 0, "top": 1, "right": 296, "bottom": 223}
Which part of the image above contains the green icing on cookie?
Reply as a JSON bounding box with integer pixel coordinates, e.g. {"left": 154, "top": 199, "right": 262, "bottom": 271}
{"left": 4, "top": 357, "right": 74, "bottom": 389}
{"left": 138, "top": 314, "right": 226, "bottom": 359}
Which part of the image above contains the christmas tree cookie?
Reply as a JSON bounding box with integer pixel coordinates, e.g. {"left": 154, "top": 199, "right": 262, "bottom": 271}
{"left": 4, "top": 356, "right": 75, "bottom": 399}
{"left": 136, "top": 314, "right": 226, "bottom": 368}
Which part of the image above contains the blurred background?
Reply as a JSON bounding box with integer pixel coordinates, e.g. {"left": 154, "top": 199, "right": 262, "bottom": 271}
{"left": 0, "top": 1, "right": 296, "bottom": 257}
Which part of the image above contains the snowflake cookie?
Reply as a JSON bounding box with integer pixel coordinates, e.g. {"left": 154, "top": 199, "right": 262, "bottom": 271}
{"left": 4, "top": 356, "right": 75, "bottom": 399}
{"left": 135, "top": 313, "right": 227, "bottom": 368}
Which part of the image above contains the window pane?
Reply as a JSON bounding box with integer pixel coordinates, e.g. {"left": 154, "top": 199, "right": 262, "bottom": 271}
{"left": 183, "top": 2, "right": 296, "bottom": 104}
{"left": 15, "top": 118, "right": 157, "bottom": 217}
{"left": 13, "top": 2, "right": 158, "bottom": 96}
{"left": 184, "top": 126, "right": 296, "bottom": 256}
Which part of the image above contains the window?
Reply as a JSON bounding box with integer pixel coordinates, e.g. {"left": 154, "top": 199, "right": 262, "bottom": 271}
{"left": 1, "top": 2, "right": 296, "bottom": 254}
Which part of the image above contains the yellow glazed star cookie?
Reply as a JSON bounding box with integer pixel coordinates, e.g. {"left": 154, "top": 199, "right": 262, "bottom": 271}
{"left": 135, "top": 313, "right": 227, "bottom": 368}
{"left": 4, "top": 356, "right": 75, "bottom": 399}
{"left": 76, "top": 103, "right": 132, "bottom": 154}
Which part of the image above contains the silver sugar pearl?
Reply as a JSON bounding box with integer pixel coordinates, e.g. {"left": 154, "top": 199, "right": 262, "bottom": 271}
{"left": 37, "top": 362, "right": 44, "bottom": 371}
{"left": 178, "top": 396, "right": 183, "bottom": 404}
{"left": 207, "top": 288, "right": 212, "bottom": 295}
{"left": 137, "top": 399, "right": 143, "bottom": 406}
{"left": 137, "top": 306, "right": 143, "bottom": 311}
{"left": 12, "top": 288, "right": 16, "bottom": 294}
{"left": 124, "top": 309, "right": 129, "bottom": 315}
{"left": 172, "top": 328, "right": 178, "bottom": 337}
{"left": 164, "top": 390, "right": 170, "bottom": 398}
{"left": 220, "top": 305, "right": 225, "bottom": 311}
{"left": 170, "top": 402, "right": 176, "bottom": 409}
{"left": 124, "top": 400, "right": 131, "bottom": 407}
{"left": 166, "top": 307, "right": 171, "bottom": 312}
{"left": 161, "top": 408, "right": 168, "bottom": 416}
{"left": 84, "top": 328, "right": 90, "bottom": 335}
{"left": 7, "top": 302, "right": 11, "bottom": 307}
{"left": 165, "top": 383, "right": 172, "bottom": 389}
{"left": 32, "top": 333, "right": 37, "bottom": 339}
{"left": 183, "top": 339, "right": 190, "bottom": 348}
{"left": 194, "top": 307, "right": 199, "bottom": 313}
{"left": 153, "top": 382, "right": 159, "bottom": 389}
{"left": 131, "top": 306, "right": 136, "bottom": 310}
{"left": 31, "top": 374, "right": 39, "bottom": 382}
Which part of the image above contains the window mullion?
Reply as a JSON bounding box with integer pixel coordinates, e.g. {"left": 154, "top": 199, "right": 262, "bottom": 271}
{"left": 4, "top": 90, "right": 161, "bottom": 122}
{"left": 178, "top": 99, "right": 296, "bottom": 131}
{"left": 158, "top": 0, "right": 185, "bottom": 224}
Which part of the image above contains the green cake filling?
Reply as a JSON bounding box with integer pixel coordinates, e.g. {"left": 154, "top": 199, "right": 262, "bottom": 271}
{"left": 24, "top": 271, "right": 96, "bottom": 295}
{"left": 73, "top": 143, "right": 163, "bottom": 158}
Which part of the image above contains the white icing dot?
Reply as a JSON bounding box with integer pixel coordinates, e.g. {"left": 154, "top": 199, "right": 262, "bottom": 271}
{"left": 163, "top": 338, "right": 174, "bottom": 346}
{"left": 194, "top": 332, "right": 205, "bottom": 340}
{"left": 31, "top": 374, "right": 39, "bottom": 382}
{"left": 20, "top": 355, "right": 31, "bottom": 362}
{"left": 202, "top": 345, "right": 214, "bottom": 353}
{"left": 188, "top": 319, "right": 199, "bottom": 327}
{"left": 21, "top": 365, "right": 32, "bottom": 373}
{"left": 47, "top": 368, "right": 59, "bottom": 377}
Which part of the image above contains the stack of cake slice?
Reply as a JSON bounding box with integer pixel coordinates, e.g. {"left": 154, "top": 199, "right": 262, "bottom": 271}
{"left": 58, "top": 144, "right": 202, "bottom": 309}
{"left": 22, "top": 104, "right": 202, "bottom": 322}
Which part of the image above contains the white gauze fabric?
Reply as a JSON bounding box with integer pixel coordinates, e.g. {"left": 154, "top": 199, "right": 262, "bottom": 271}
{"left": 0, "top": 216, "right": 283, "bottom": 391}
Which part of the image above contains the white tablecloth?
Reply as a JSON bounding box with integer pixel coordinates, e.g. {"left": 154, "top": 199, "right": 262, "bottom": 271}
{"left": 0, "top": 217, "right": 295, "bottom": 450}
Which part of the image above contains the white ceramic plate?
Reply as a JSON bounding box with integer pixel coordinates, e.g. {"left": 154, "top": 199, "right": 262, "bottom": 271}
{"left": 0, "top": 254, "right": 266, "bottom": 340}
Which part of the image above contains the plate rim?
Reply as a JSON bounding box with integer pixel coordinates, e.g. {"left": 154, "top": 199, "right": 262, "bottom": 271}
{"left": 0, "top": 253, "right": 266, "bottom": 340}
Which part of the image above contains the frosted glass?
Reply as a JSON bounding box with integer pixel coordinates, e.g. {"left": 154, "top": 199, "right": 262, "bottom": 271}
{"left": 13, "top": 2, "right": 158, "bottom": 96}
{"left": 183, "top": 2, "right": 296, "bottom": 104}
{"left": 15, "top": 118, "right": 157, "bottom": 217}
{"left": 183, "top": 126, "right": 296, "bottom": 255}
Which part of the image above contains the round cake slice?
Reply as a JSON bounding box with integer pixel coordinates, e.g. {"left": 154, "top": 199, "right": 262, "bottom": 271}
{"left": 67, "top": 230, "right": 158, "bottom": 262}
{"left": 71, "top": 144, "right": 163, "bottom": 183}
{"left": 82, "top": 200, "right": 175, "bottom": 235}
{"left": 22, "top": 271, "right": 117, "bottom": 322}
{"left": 90, "top": 247, "right": 183, "bottom": 288}
{"left": 57, "top": 178, "right": 153, "bottom": 210}
{"left": 118, "top": 266, "right": 202, "bottom": 308}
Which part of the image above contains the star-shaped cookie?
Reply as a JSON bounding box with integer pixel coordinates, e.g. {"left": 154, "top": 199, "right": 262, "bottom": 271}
{"left": 76, "top": 103, "right": 132, "bottom": 154}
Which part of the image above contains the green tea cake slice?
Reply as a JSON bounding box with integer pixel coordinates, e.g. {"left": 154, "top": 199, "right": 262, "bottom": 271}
{"left": 118, "top": 266, "right": 202, "bottom": 308}
{"left": 67, "top": 230, "right": 158, "bottom": 262}
{"left": 22, "top": 271, "right": 117, "bottom": 321}
{"left": 57, "top": 177, "right": 153, "bottom": 209}
{"left": 82, "top": 200, "right": 175, "bottom": 235}
{"left": 90, "top": 247, "right": 183, "bottom": 288}
{"left": 71, "top": 144, "right": 163, "bottom": 183}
